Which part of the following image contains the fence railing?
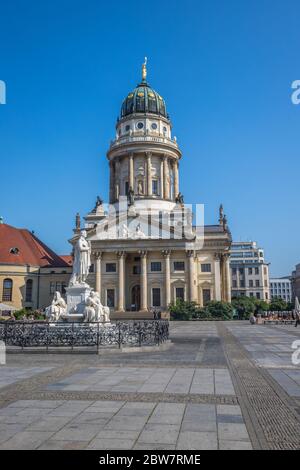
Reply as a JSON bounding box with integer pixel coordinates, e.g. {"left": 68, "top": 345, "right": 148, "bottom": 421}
{"left": 0, "top": 320, "right": 169, "bottom": 352}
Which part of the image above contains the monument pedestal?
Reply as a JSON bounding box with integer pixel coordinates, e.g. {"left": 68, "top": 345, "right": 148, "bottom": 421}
{"left": 60, "top": 284, "right": 92, "bottom": 321}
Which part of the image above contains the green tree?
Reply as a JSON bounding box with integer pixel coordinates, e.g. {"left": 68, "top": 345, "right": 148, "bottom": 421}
{"left": 269, "top": 298, "right": 288, "bottom": 311}
{"left": 204, "top": 301, "right": 234, "bottom": 320}
{"left": 231, "top": 296, "right": 256, "bottom": 319}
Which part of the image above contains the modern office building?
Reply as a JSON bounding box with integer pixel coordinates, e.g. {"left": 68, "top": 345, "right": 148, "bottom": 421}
{"left": 270, "top": 277, "right": 292, "bottom": 302}
{"left": 291, "top": 263, "right": 300, "bottom": 301}
{"left": 230, "top": 241, "right": 270, "bottom": 301}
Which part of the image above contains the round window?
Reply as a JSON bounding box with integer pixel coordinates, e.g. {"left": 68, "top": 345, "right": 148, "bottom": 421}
{"left": 163, "top": 126, "right": 167, "bottom": 133}
{"left": 125, "top": 125, "right": 130, "bottom": 131}
{"left": 137, "top": 122, "right": 144, "bottom": 129}
{"left": 151, "top": 122, "right": 158, "bottom": 130}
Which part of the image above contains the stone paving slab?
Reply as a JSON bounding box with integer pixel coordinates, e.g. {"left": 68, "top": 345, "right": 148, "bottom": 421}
{"left": 0, "top": 399, "right": 252, "bottom": 450}
{"left": 0, "top": 367, "right": 53, "bottom": 390}
{"left": 46, "top": 366, "right": 235, "bottom": 396}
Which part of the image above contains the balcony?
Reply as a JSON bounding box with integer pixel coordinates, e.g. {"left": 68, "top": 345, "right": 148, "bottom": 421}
{"left": 109, "top": 134, "right": 179, "bottom": 150}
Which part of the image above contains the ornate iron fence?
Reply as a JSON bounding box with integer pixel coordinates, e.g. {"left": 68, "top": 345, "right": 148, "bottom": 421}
{"left": 0, "top": 320, "right": 169, "bottom": 352}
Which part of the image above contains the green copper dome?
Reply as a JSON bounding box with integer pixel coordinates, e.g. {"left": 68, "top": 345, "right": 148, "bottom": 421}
{"left": 121, "top": 81, "right": 167, "bottom": 118}
{"left": 121, "top": 59, "right": 167, "bottom": 119}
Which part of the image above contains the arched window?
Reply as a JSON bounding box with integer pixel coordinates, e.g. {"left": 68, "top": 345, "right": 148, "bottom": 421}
{"left": 2, "top": 278, "right": 13, "bottom": 302}
{"left": 25, "top": 279, "right": 33, "bottom": 302}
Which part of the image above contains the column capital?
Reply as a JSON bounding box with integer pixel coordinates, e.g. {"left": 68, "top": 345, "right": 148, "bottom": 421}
{"left": 186, "top": 250, "right": 195, "bottom": 258}
{"left": 138, "top": 250, "right": 148, "bottom": 258}
{"left": 222, "top": 252, "right": 230, "bottom": 261}
{"left": 214, "top": 252, "right": 222, "bottom": 261}
{"left": 146, "top": 151, "right": 152, "bottom": 158}
{"left": 93, "top": 251, "right": 103, "bottom": 260}
{"left": 116, "top": 250, "right": 126, "bottom": 258}
{"left": 162, "top": 249, "right": 171, "bottom": 258}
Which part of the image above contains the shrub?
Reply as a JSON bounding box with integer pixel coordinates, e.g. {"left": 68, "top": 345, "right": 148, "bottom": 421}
{"left": 169, "top": 300, "right": 198, "bottom": 320}
{"left": 204, "top": 301, "right": 234, "bottom": 320}
{"left": 231, "top": 296, "right": 256, "bottom": 319}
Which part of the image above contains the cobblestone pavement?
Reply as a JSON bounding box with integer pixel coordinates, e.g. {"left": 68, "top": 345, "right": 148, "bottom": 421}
{"left": 0, "top": 321, "right": 299, "bottom": 450}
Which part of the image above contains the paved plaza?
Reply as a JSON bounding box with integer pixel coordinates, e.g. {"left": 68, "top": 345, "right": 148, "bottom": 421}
{"left": 0, "top": 321, "right": 299, "bottom": 450}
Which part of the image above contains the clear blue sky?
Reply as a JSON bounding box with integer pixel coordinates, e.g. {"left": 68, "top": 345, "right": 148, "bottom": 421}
{"left": 0, "top": 0, "right": 299, "bottom": 277}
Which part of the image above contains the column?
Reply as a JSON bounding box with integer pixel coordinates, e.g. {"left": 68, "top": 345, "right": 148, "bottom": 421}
{"left": 128, "top": 153, "right": 134, "bottom": 190}
{"left": 117, "top": 251, "right": 125, "bottom": 312}
{"left": 109, "top": 161, "right": 115, "bottom": 203}
{"left": 174, "top": 160, "right": 179, "bottom": 199}
{"left": 163, "top": 155, "right": 169, "bottom": 199}
{"left": 95, "top": 251, "right": 102, "bottom": 296}
{"left": 163, "top": 250, "right": 171, "bottom": 307}
{"left": 214, "top": 253, "right": 221, "bottom": 301}
{"left": 187, "top": 250, "right": 196, "bottom": 302}
{"left": 160, "top": 158, "right": 164, "bottom": 198}
{"left": 147, "top": 152, "right": 152, "bottom": 196}
{"left": 221, "top": 255, "right": 226, "bottom": 301}
{"left": 115, "top": 159, "right": 120, "bottom": 200}
{"left": 140, "top": 250, "right": 148, "bottom": 310}
{"left": 225, "top": 254, "right": 231, "bottom": 302}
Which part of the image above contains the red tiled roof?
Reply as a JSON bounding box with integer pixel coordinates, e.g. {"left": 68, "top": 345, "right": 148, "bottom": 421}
{"left": 0, "top": 223, "right": 71, "bottom": 268}
{"left": 60, "top": 255, "right": 73, "bottom": 266}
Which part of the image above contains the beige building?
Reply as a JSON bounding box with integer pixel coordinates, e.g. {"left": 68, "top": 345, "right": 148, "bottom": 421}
{"left": 72, "top": 62, "right": 232, "bottom": 319}
{"left": 0, "top": 221, "right": 72, "bottom": 311}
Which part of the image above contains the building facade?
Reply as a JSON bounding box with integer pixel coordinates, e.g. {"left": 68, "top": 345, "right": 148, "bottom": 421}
{"left": 291, "top": 263, "right": 300, "bottom": 301}
{"left": 72, "top": 62, "right": 232, "bottom": 319}
{"left": 0, "top": 222, "right": 72, "bottom": 311}
{"left": 269, "top": 277, "right": 292, "bottom": 302}
{"left": 230, "top": 241, "right": 270, "bottom": 301}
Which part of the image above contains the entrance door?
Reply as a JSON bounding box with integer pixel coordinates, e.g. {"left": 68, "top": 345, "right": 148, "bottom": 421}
{"left": 131, "top": 285, "right": 141, "bottom": 311}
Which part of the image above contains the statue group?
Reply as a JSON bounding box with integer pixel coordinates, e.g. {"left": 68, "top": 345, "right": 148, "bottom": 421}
{"left": 45, "top": 230, "right": 110, "bottom": 323}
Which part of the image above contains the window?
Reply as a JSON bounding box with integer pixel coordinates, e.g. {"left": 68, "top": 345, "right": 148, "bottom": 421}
{"left": 125, "top": 181, "right": 129, "bottom": 196}
{"left": 240, "top": 280, "right": 245, "bottom": 288}
{"left": 202, "top": 289, "right": 211, "bottom": 306}
{"left": 151, "top": 122, "right": 158, "bottom": 130}
{"left": 175, "top": 287, "right": 184, "bottom": 301}
{"left": 232, "top": 280, "right": 237, "bottom": 288}
{"left": 249, "top": 280, "right": 253, "bottom": 287}
{"left": 264, "top": 266, "right": 267, "bottom": 275}
{"left": 107, "top": 289, "right": 115, "bottom": 308}
{"left": 125, "top": 124, "right": 130, "bottom": 132}
{"left": 25, "top": 279, "right": 33, "bottom": 302}
{"left": 201, "top": 263, "right": 211, "bottom": 273}
{"left": 255, "top": 280, "right": 260, "bottom": 287}
{"left": 239, "top": 268, "right": 244, "bottom": 276}
{"left": 106, "top": 263, "right": 116, "bottom": 273}
{"left": 151, "top": 262, "right": 162, "bottom": 272}
{"left": 133, "top": 265, "right": 140, "bottom": 275}
{"left": 50, "top": 282, "right": 55, "bottom": 294}
{"left": 248, "top": 268, "right": 253, "bottom": 275}
{"left": 250, "top": 292, "right": 254, "bottom": 297}
{"left": 136, "top": 121, "right": 144, "bottom": 129}
{"left": 89, "top": 264, "right": 94, "bottom": 273}
{"left": 256, "top": 292, "right": 261, "bottom": 299}
{"left": 255, "top": 267, "right": 259, "bottom": 275}
{"left": 174, "top": 261, "right": 185, "bottom": 271}
{"left": 265, "top": 292, "right": 268, "bottom": 300}
{"left": 152, "top": 179, "right": 158, "bottom": 195}
{"left": 152, "top": 288, "right": 161, "bottom": 307}
{"left": 2, "top": 278, "right": 13, "bottom": 302}
{"left": 232, "top": 268, "right": 237, "bottom": 275}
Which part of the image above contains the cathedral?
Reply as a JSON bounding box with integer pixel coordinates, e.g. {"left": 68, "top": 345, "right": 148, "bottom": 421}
{"left": 73, "top": 61, "right": 231, "bottom": 319}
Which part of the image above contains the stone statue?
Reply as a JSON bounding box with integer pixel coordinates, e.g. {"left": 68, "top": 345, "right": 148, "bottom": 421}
{"left": 122, "top": 224, "right": 129, "bottom": 238}
{"left": 69, "top": 230, "right": 91, "bottom": 286}
{"left": 96, "top": 196, "right": 103, "bottom": 208}
{"left": 83, "top": 290, "right": 110, "bottom": 323}
{"left": 127, "top": 186, "right": 134, "bottom": 206}
{"left": 175, "top": 192, "right": 184, "bottom": 204}
{"left": 137, "top": 180, "right": 143, "bottom": 195}
{"left": 134, "top": 223, "right": 145, "bottom": 239}
{"left": 45, "top": 291, "right": 67, "bottom": 322}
